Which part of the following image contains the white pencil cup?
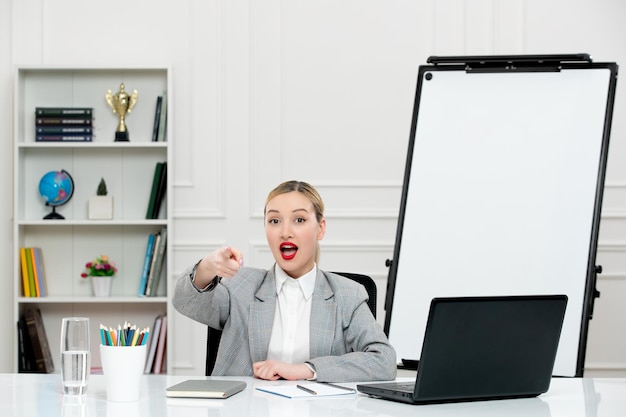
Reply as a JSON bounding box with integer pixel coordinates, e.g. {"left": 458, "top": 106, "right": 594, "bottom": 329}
{"left": 99, "top": 344, "right": 147, "bottom": 402}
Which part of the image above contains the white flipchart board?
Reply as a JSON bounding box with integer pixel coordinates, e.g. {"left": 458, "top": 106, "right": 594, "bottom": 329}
{"left": 384, "top": 55, "right": 618, "bottom": 377}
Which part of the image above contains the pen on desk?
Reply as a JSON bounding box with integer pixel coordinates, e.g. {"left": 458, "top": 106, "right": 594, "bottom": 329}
{"left": 321, "top": 382, "right": 356, "bottom": 393}
{"left": 296, "top": 385, "right": 317, "bottom": 395}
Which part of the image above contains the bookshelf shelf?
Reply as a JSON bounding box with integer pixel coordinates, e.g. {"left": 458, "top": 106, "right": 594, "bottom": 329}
{"left": 18, "top": 141, "right": 168, "bottom": 149}
{"left": 13, "top": 66, "right": 173, "bottom": 374}
{"left": 17, "top": 296, "right": 168, "bottom": 304}
{"left": 17, "top": 219, "right": 168, "bottom": 226}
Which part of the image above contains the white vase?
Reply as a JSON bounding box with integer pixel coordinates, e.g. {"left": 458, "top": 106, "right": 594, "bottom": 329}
{"left": 91, "top": 276, "right": 113, "bottom": 297}
{"left": 88, "top": 195, "right": 114, "bottom": 220}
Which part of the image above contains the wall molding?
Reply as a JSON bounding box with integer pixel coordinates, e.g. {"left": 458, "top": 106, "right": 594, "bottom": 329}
{"left": 250, "top": 207, "right": 401, "bottom": 220}
{"left": 597, "top": 242, "right": 626, "bottom": 252}
{"left": 174, "top": 241, "right": 226, "bottom": 252}
{"left": 595, "top": 272, "right": 626, "bottom": 281}
{"left": 585, "top": 361, "right": 626, "bottom": 371}
{"left": 173, "top": 209, "right": 226, "bottom": 219}
{"left": 604, "top": 182, "right": 626, "bottom": 188}
{"left": 248, "top": 240, "right": 394, "bottom": 274}
{"left": 170, "top": 208, "right": 626, "bottom": 221}
{"left": 249, "top": 240, "right": 394, "bottom": 253}
{"left": 601, "top": 211, "right": 626, "bottom": 219}
{"left": 249, "top": 181, "right": 403, "bottom": 219}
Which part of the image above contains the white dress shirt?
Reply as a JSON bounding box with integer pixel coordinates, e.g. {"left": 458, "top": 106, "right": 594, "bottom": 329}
{"left": 266, "top": 264, "right": 316, "bottom": 364}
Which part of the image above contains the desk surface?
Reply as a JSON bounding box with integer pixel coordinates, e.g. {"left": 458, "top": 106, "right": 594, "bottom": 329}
{"left": 1, "top": 373, "right": 625, "bottom": 417}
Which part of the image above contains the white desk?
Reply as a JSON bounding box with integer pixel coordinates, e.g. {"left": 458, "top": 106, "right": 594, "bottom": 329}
{"left": 1, "top": 373, "right": 625, "bottom": 417}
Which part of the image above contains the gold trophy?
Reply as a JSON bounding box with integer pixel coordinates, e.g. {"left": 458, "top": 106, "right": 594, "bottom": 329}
{"left": 105, "top": 83, "right": 138, "bottom": 141}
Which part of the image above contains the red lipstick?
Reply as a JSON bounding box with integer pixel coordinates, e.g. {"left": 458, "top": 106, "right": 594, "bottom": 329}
{"left": 280, "top": 242, "right": 298, "bottom": 260}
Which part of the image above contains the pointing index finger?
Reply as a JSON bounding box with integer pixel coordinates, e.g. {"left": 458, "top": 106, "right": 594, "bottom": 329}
{"left": 226, "top": 246, "right": 244, "bottom": 266}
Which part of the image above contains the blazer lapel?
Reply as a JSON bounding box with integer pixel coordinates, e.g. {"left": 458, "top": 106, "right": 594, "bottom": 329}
{"left": 310, "top": 270, "right": 336, "bottom": 358}
{"left": 248, "top": 269, "right": 277, "bottom": 363}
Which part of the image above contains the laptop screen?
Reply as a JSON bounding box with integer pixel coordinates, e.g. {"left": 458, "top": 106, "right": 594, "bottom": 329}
{"left": 414, "top": 295, "right": 568, "bottom": 402}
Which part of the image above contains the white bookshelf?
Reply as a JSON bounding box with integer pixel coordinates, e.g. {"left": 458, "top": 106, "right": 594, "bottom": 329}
{"left": 12, "top": 66, "right": 173, "bottom": 373}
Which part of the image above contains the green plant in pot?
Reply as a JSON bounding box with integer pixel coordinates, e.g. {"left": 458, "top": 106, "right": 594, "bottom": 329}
{"left": 89, "top": 177, "right": 114, "bottom": 220}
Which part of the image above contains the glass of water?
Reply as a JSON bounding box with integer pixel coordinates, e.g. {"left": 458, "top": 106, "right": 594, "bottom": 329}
{"left": 60, "top": 317, "right": 90, "bottom": 395}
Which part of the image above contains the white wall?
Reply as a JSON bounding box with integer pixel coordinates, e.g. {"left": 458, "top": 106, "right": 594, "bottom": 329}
{"left": 1, "top": 0, "right": 625, "bottom": 376}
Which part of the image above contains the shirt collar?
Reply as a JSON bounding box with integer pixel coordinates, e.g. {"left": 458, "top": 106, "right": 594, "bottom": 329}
{"left": 274, "top": 264, "right": 317, "bottom": 301}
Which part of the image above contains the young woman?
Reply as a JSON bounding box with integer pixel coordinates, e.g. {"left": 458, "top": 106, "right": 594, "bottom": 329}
{"left": 173, "top": 180, "right": 396, "bottom": 382}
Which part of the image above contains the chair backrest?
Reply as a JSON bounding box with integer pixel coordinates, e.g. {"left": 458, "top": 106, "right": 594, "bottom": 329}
{"left": 332, "top": 272, "right": 377, "bottom": 319}
{"left": 205, "top": 326, "right": 222, "bottom": 376}
{"left": 205, "top": 271, "right": 377, "bottom": 375}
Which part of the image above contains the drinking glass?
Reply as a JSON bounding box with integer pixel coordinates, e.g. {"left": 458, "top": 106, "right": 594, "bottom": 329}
{"left": 60, "top": 317, "right": 90, "bottom": 395}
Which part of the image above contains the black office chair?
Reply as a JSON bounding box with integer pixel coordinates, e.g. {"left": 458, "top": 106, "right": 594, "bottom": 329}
{"left": 205, "top": 271, "right": 377, "bottom": 375}
{"left": 205, "top": 326, "right": 222, "bottom": 376}
{"left": 332, "top": 272, "right": 377, "bottom": 319}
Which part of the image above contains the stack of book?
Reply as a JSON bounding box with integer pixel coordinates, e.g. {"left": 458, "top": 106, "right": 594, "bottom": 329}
{"left": 19, "top": 247, "right": 48, "bottom": 298}
{"left": 17, "top": 308, "right": 55, "bottom": 373}
{"left": 35, "top": 107, "right": 94, "bottom": 142}
{"left": 146, "top": 161, "right": 167, "bottom": 219}
{"left": 138, "top": 227, "right": 167, "bottom": 297}
{"left": 144, "top": 313, "right": 167, "bottom": 374}
{"left": 151, "top": 92, "right": 168, "bottom": 142}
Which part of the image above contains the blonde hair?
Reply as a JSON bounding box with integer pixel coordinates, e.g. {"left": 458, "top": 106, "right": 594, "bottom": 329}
{"left": 264, "top": 180, "right": 325, "bottom": 263}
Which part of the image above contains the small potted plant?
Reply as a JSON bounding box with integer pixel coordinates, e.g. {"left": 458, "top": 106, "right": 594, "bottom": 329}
{"left": 88, "top": 177, "right": 113, "bottom": 219}
{"left": 81, "top": 254, "right": 118, "bottom": 297}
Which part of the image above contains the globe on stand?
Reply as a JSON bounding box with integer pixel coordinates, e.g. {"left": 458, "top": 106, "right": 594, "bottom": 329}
{"left": 38, "top": 170, "right": 75, "bottom": 220}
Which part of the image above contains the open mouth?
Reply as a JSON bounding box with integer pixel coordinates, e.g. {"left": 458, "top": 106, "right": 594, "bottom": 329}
{"left": 280, "top": 242, "right": 298, "bottom": 260}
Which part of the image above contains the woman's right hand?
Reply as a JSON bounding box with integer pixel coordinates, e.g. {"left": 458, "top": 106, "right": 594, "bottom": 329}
{"left": 193, "top": 246, "right": 244, "bottom": 287}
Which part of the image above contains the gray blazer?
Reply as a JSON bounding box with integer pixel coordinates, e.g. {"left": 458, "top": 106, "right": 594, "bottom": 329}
{"left": 172, "top": 266, "right": 397, "bottom": 382}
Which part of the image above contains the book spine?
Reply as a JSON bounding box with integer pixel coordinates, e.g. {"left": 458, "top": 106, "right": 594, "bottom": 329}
{"left": 146, "top": 162, "right": 164, "bottom": 219}
{"left": 17, "top": 318, "right": 35, "bottom": 373}
{"left": 33, "top": 248, "right": 47, "bottom": 297}
{"left": 29, "top": 248, "right": 41, "bottom": 297}
{"left": 138, "top": 233, "right": 156, "bottom": 296}
{"left": 36, "top": 135, "right": 93, "bottom": 142}
{"left": 36, "top": 126, "right": 93, "bottom": 135}
{"left": 147, "top": 227, "right": 167, "bottom": 297}
{"left": 17, "top": 319, "right": 27, "bottom": 372}
{"left": 144, "top": 315, "right": 162, "bottom": 373}
{"left": 151, "top": 161, "right": 167, "bottom": 219}
{"left": 19, "top": 248, "right": 30, "bottom": 297}
{"left": 153, "top": 315, "right": 167, "bottom": 374}
{"left": 36, "top": 118, "right": 93, "bottom": 126}
{"left": 25, "top": 248, "right": 36, "bottom": 298}
{"left": 24, "top": 308, "right": 55, "bottom": 373}
{"left": 157, "top": 91, "right": 168, "bottom": 141}
{"left": 151, "top": 96, "right": 162, "bottom": 142}
{"left": 144, "top": 233, "right": 161, "bottom": 296}
{"left": 35, "top": 107, "right": 93, "bottom": 117}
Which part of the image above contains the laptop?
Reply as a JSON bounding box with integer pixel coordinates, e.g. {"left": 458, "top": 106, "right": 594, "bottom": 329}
{"left": 357, "top": 294, "right": 568, "bottom": 405}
